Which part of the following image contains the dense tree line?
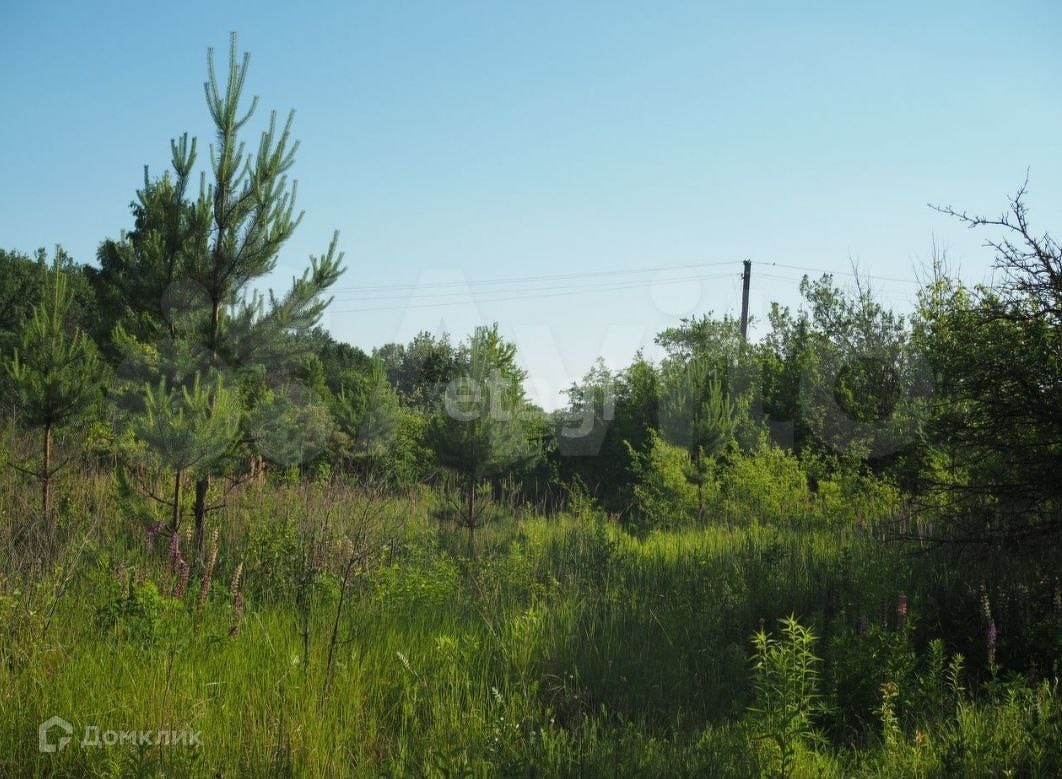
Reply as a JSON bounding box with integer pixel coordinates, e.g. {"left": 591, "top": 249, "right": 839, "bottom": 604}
{"left": 5, "top": 201, "right": 1058, "bottom": 551}
{"left": 2, "top": 38, "right": 1059, "bottom": 594}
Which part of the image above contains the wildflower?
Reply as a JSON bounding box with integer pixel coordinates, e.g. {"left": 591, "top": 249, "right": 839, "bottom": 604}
{"left": 229, "top": 561, "right": 244, "bottom": 599}
{"left": 979, "top": 583, "right": 991, "bottom": 619}
{"left": 986, "top": 621, "right": 998, "bottom": 667}
{"left": 195, "top": 529, "right": 220, "bottom": 634}
{"left": 228, "top": 561, "right": 245, "bottom": 636}
{"left": 174, "top": 558, "right": 191, "bottom": 598}
{"left": 228, "top": 591, "right": 245, "bottom": 637}
{"left": 896, "top": 595, "right": 908, "bottom": 630}
{"left": 145, "top": 521, "right": 165, "bottom": 557}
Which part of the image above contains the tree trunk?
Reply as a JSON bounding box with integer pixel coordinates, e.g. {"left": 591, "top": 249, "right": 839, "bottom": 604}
{"left": 172, "top": 468, "right": 183, "bottom": 532}
{"left": 42, "top": 422, "right": 53, "bottom": 536}
{"left": 194, "top": 300, "right": 221, "bottom": 564}
{"left": 193, "top": 476, "right": 209, "bottom": 562}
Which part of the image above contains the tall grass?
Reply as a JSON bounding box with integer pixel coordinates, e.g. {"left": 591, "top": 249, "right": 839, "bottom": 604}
{"left": 1, "top": 468, "right": 1060, "bottom": 776}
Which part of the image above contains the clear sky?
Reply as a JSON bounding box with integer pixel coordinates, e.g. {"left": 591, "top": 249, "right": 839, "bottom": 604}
{"left": 2, "top": 1, "right": 1060, "bottom": 408}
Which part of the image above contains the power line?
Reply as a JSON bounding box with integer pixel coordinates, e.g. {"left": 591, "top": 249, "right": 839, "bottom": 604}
{"left": 331, "top": 270, "right": 738, "bottom": 304}
{"left": 328, "top": 259, "right": 921, "bottom": 299}
{"left": 328, "top": 259, "right": 740, "bottom": 294}
{"left": 331, "top": 273, "right": 739, "bottom": 312}
{"left": 325, "top": 259, "right": 926, "bottom": 314}
{"left": 766, "top": 262, "right": 922, "bottom": 286}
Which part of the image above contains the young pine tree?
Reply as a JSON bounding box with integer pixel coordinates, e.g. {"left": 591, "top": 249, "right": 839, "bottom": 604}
{"left": 104, "top": 34, "right": 345, "bottom": 558}
{"left": 3, "top": 254, "right": 103, "bottom": 533}
{"left": 660, "top": 356, "right": 736, "bottom": 522}
{"left": 331, "top": 361, "right": 404, "bottom": 476}
{"left": 427, "top": 325, "right": 536, "bottom": 550}
{"left": 134, "top": 374, "right": 241, "bottom": 533}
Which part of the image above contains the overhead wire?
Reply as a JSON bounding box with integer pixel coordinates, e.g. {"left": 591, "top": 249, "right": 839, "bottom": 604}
{"left": 328, "top": 259, "right": 740, "bottom": 295}
{"left": 330, "top": 271, "right": 739, "bottom": 313}
{"left": 764, "top": 262, "right": 923, "bottom": 286}
{"left": 327, "top": 260, "right": 925, "bottom": 314}
{"left": 331, "top": 270, "right": 740, "bottom": 304}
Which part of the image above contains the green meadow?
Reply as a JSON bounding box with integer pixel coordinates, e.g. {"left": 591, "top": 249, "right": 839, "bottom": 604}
{"left": 3, "top": 467, "right": 1059, "bottom": 777}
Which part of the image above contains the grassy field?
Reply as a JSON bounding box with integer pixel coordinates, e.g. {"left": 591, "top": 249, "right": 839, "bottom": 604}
{"left": 2, "top": 472, "right": 1060, "bottom": 777}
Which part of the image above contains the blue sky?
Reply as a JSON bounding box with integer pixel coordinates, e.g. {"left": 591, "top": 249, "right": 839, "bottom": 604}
{"left": 2, "top": 1, "right": 1060, "bottom": 408}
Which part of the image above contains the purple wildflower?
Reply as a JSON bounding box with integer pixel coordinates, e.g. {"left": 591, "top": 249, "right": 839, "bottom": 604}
{"left": 987, "top": 621, "right": 998, "bottom": 667}
{"left": 169, "top": 531, "right": 180, "bottom": 564}
{"left": 174, "top": 558, "right": 191, "bottom": 598}
{"left": 145, "top": 521, "right": 165, "bottom": 557}
{"left": 228, "top": 591, "right": 245, "bottom": 637}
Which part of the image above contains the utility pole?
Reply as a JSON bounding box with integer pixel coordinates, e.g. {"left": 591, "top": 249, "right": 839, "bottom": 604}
{"left": 740, "top": 259, "right": 751, "bottom": 341}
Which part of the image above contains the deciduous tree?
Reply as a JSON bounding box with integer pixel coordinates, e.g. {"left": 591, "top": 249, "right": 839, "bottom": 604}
{"left": 920, "top": 184, "right": 1062, "bottom": 546}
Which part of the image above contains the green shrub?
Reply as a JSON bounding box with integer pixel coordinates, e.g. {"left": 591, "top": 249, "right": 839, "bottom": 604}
{"left": 716, "top": 444, "right": 817, "bottom": 527}
{"left": 96, "top": 578, "right": 188, "bottom": 647}
{"left": 628, "top": 430, "right": 701, "bottom": 532}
